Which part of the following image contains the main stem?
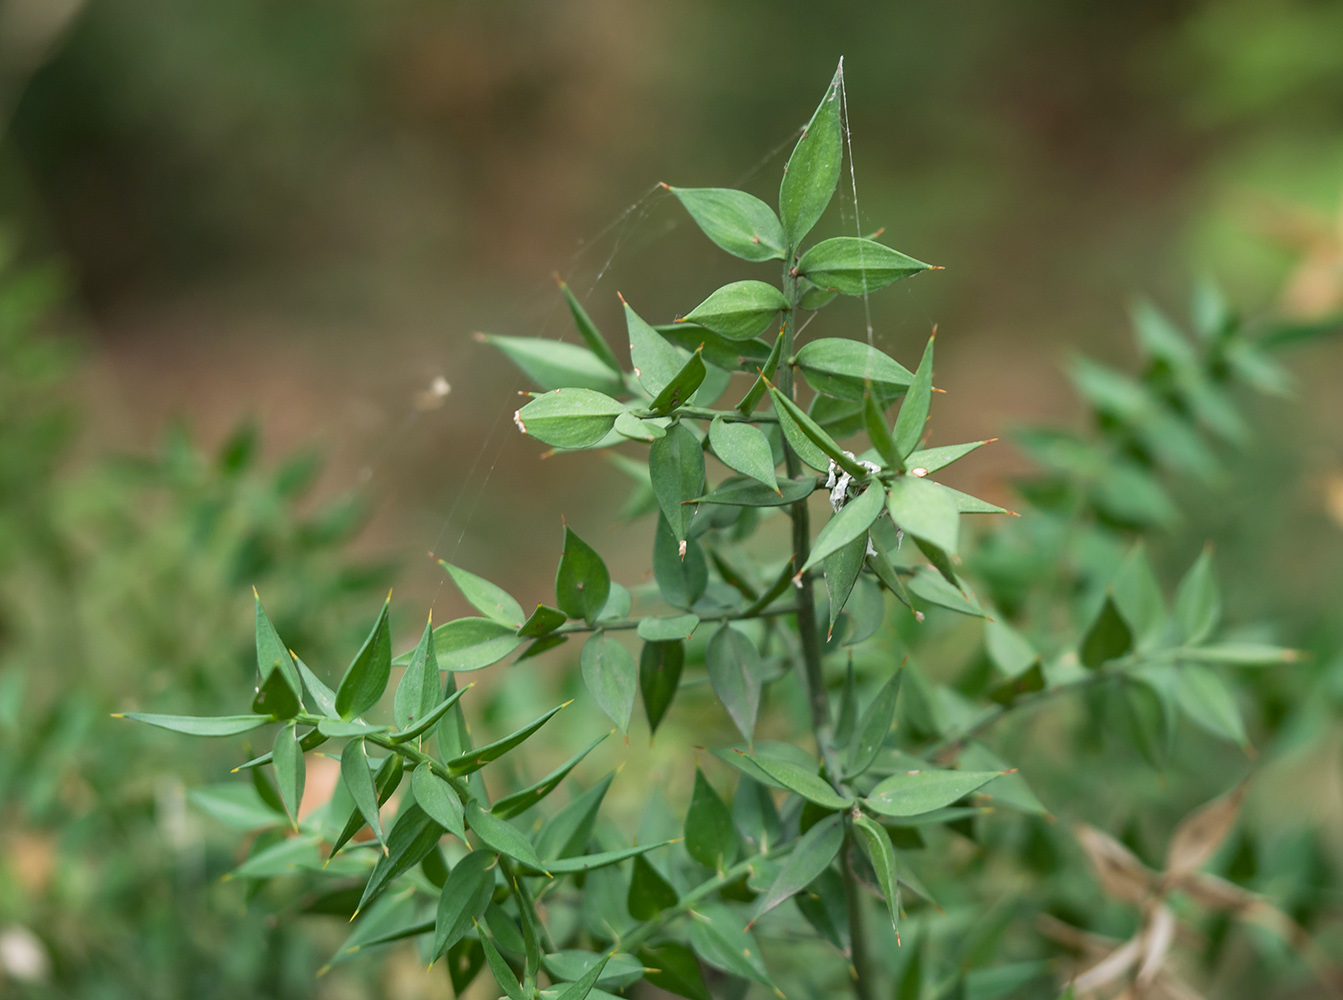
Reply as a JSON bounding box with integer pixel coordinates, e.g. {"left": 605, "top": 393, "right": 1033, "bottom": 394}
{"left": 779, "top": 259, "right": 874, "bottom": 1000}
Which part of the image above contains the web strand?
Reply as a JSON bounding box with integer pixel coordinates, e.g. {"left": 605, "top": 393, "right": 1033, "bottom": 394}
{"left": 837, "top": 58, "right": 876, "bottom": 347}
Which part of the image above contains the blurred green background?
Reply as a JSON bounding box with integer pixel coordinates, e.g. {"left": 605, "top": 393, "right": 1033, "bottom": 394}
{"left": 2, "top": 1, "right": 1342, "bottom": 997}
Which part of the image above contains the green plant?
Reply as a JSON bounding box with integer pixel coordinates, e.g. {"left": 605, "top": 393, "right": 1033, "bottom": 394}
{"left": 118, "top": 63, "right": 1338, "bottom": 1000}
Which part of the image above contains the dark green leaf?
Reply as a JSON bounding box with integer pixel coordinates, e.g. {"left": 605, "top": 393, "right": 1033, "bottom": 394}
{"left": 432, "top": 849, "right": 496, "bottom": 961}
{"left": 479, "top": 928, "right": 525, "bottom": 1000}
{"left": 358, "top": 804, "right": 444, "bottom": 913}
{"left": 848, "top": 670, "right": 903, "bottom": 778}
{"left": 640, "top": 640, "right": 684, "bottom": 735}
{"left": 388, "top": 683, "right": 471, "bottom": 743}
{"left": 295, "top": 656, "right": 338, "bottom": 719}
{"left": 330, "top": 752, "right": 403, "bottom": 859}
{"left": 688, "top": 903, "right": 774, "bottom": 987}
{"left": 535, "top": 773, "right": 614, "bottom": 860}
{"left": 796, "top": 238, "right": 932, "bottom": 295}
{"left": 532, "top": 839, "right": 677, "bottom": 876}
{"left": 668, "top": 187, "right": 786, "bottom": 262}
{"left": 626, "top": 299, "right": 688, "bottom": 398}
{"left": 864, "top": 391, "right": 901, "bottom": 469}
{"left": 708, "top": 416, "right": 778, "bottom": 492}
{"left": 692, "top": 474, "right": 815, "bottom": 507}
{"left": 649, "top": 346, "right": 706, "bottom": 415}
{"left": 1080, "top": 594, "right": 1133, "bottom": 670}
{"left": 778, "top": 62, "right": 843, "bottom": 248}
{"left": 515, "top": 389, "right": 626, "bottom": 450}
{"left": 685, "top": 768, "right": 738, "bottom": 870}
{"left": 751, "top": 813, "right": 843, "bottom": 923}
{"left": 551, "top": 953, "right": 614, "bottom": 1000}
{"left": 650, "top": 422, "right": 706, "bottom": 546}
{"left": 654, "top": 515, "right": 707, "bottom": 609}
{"left": 864, "top": 769, "right": 1001, "bottom": 817}
{"left": 479, "top": 333, "right": 624, "bottom": 395}
{"left": 411, "top": 763, "right": 466, "bottom": 841}
{"left": 706, "top": 624, "right": 761, "bottom": 743}
{"left": 556, "top": 278, "right": 622, "bottom": 371}
{"left": 580, "top": 633, "right": 637, "bottom": 733}
{"left": 853, "top": 814, "right": 900, "bottom": 927}
{"left": 252, "top": 593, "right": 302, "bottom": 719}
{"left": 639, "top": 942, "right": 711, "bottom": 1000}
{"left": 492, "top": 732, "right": 610, "bottom": 820}
{"left": 825, "top": 535, "right": 868, "bottom": 635}
{"left": 893, "top": 334, "right": 935, "bottom": 458}
{"left": 517, "top": 604, "right": 568, "bottom": 638}
{"left": 628, "top": 853, "right": 679, "bottom": 919}
{"left": 683, "top": 281, "right": 789, "bottom": 341}
{"left": 394, "top": 616, "right": 440, "bottom": 732}
{"left": 556, "top": 526, "right": 611, "bottom": 625}
{"left": 336, "top": 598, "right": 393, "bottom": 720}
{"left": 736, "top": 328, "right": 784, "bottom": 417}
{"left": 446, "top": 702, "right": 568, "bottom": 776}
{"left": 767, "top": 382, "right": 866, "bottom": 476}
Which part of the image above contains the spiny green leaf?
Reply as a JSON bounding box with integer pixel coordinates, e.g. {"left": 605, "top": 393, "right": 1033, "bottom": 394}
{"left": 530, "top": 838, "right": 677, "bottom": 876}
{"left": 411, "top": 763, "right": 466, "bottom": 841}
{"left": 464, "top": 800, "right": 546, "bottom": 872}
{"left": 667, "top": 186, "right": 786, "bottom": 262}
{"left": 432, "top": 849, "right": 496, "bottom": 961}
{"left": 906, "top": 440, "right": 990, "bottom": 474}
{"left": 800, "top": 483, "right": 884, "bottom": 574}
{"left": 628, "top": 853, "right": 679, "bottom": 919}
{"left": 649, "top": 347, "right": 707, "bottom": 415}
{"left": 650, "top": 422, "right": 705, "bottom": 546}
{"left": 736, "top": 327, "right": 784, "bottom": 417}
{"left": 887, "top": 474, "right": 959, "bottom": 555}
{"left": 517, "top": 604, "right": 568, "bottom": 638}
{"left": 446, "top": 702, "right": 568, "bottom": 776}
{"left": 795, "top": 338, "right": 915, "bottom": 403}
{"left": 778, "top": 61, "right": 843, "bottom": 248}
{"left": 796, "top": 238, "right": 933, "bottom": 295}
{"left": 515, "top": 389, "right": 626, "bottom": 450}
{"left": 692, "top": 474, "right": 816, "bottom": 507}
{"left": 625, "top": 299, "right": 687, "bottom": 398}
{"left": 750, "top": 813, "right": 843, "bottom": 923}
{"left": 336, "top": 597, "right": 392, "bottom": 720}
{"left": 557, "top": 278, "right": 622, "bottom": 372}
{"left": 738, "top": 752, "right": 851, "bottom": 811}
{"left": 893, "top": 334, "right": 935, "bottom": 458}
{"left": 491, "top": 732, "right": 610, "bottom": 820}
{"left": 688, "top": 902, "right": 774, "bottom": 987}
{"left": 864, "top": 390, "right": 901, "bottom": 470}
{"left": 767, "top": 381, "right": 866, "bottom": 477}
{"left": 848, "top": 670, "right": 903, "bottom": 778}
{"left": 639, "top": 942, "right": 711, "bottom": 1000}
{"left": 478, "top": 333, "right": 624, "bottom": 395}
{"left": 272, "top": 722, "right": 305, "bottom": 828}
{"left": 556, "top": 526, "right": 611, "bottom": 626}
{"left": 117, "top": 713, "right": 272, "bottom": 737}
{"left": 865, "top": 769, "right": 1001, "bottom": 818}
{"left": 418, "top": 617, "right": 521, "bottom": 672}
{"left": 340, "top": 738, "right": 384, "bottom": 849}
{"left": 853, "top": 814, "right": 900, "bottom": 927}
{"left": 388, "top": 683, "right": 471, "bottom": 743}
{"left": 252, "top": 593, "right": 302, "bottom": 719}
{"left": 439, "top": 561, "right": 525, "bottom": 628}
{"left": 358, "top": 804, "right": 444, "bottom": 913}
{"left": 1176, "top": 546, "right": 1221, "bottom": 645}
{"left": 683, "top": 281, "right": 789, "bottom": 341}
{"left": 551, "top": 953, "right": 614, "bottom": 1000}
{"left": 394, "top": 615, "right": 440, "bottom": 732}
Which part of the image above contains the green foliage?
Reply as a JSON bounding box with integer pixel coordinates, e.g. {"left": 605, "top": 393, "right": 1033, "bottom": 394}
{"left": 108, "top": 64, "right": 1340, "bottom": 1000}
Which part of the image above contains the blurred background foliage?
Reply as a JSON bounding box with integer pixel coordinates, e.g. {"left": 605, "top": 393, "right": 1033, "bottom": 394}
{"left": 0, "top": 1, "right": 1342, "bottom": 997}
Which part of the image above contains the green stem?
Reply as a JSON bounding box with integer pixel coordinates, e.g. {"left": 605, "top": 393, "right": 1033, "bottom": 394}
{"left": 551, "top": 602, "right": 802, "bottom": 636}
{"left": 619, "top": 843, "right": 794, "bottom": 953}
{"left": 778, "top": 255, "right": 871, "bottom": 1000}
{"left": 650, "top": 405, "right": 780, "bottom": 423}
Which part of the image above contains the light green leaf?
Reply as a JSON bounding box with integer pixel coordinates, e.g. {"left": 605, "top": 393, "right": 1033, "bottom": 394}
{"left": 1180, "top": 643, "right": 1298, "bottom": 666}
{"left": 340, "top": 738, "right": 384, "bottom": 848}
{"left": 394, "top": 616, "right": 441, "bottom": 732}
{"left": 907, "top": 565, "right": 983, "bottom": 616}
{"left": 853, "top": 814, "right": 900, "bottom": 927}
{"left": 118, "top": 713, "right": 271, "bottom": 737}
{"left": 767, "top": 382, "right": 866, "bottom": 476}
{"left": 886, "top": 474, "right": 959, "bottom": 554}
{"left": 795, "top": 338, "right": 914, "bottom": 402}
{"left": 358, "top": 804, "right": 445, "bottom": 913}
{"left": 389, "top": 683, "right": 471, "bottom": 743}
{"left": 439, "top": 561, "right": 525, "bottom": 628}
{"left": 800, "top": 483, "right": 884, "bottom": 574}
{"left": 1175, "top": 664, "right": 1245, "bottom": 745}
{"left": 252, "top": 593, "right": 301, "bottom": 719}
{"left": 653, "top": 516, "right": 707, "bottom": 609}
{"left": 517, "top": 604, "right": 568, "bottom": 638}
{"left": 478, "top": 334, "right": 624, "bottom": 395}
{"left": 625, "top": 299, "right": 687, "bottom": 398}
{"left": 557, "top": 278, "right": 623, "bottom": 372}
{"left": 796, "top": 238, "right": 932, "bottom": 295}
{"left": 316, "top": 719, "right": 389, "bottom": 738}
{"left": 551, "top": 953, "right": 615, "bottom": 1000}
{"left": 515, "top": 389, "right": 626, "bottom": 450}
{"left": 464, "top": 800, "right": 546, "bottom": 872}
{"left": 533, "top": 839, "right": 677, "bottom": 876}
{"left": 295, "top": 656, "right": 338, "bottom": 719}
{"left": 412, "top": 762, "right": 467, "bottom": 841}
{"left": 637, "top": 614, "right": 700, "bottom": 642}
{"left": 848, "top": 670, "right": 903, "bottom": 778}
{"left": 706, "top": 624, "right": 761, "bottom": 744}
{"left": 751, "top": 813, "right": 843, "bottom": 923}
{"left": 906, "top": 440, "right": 989, "bottom": 474}
{"left": 669, "top": 187, "right": 786, "bottom": 262}
{"left": 739, "top": 752, "right": 851, "bottom": 811}
{"left": 692, "top": 475, "right": 815, "bottom": 507}
{"left": 778, "top": 62, "right": 843, "bottom": 248}
{"left": 683, "top": 281, "right": 789, "bottom": 341}
{"left": 893, "top": 334, "right": 935, "bottom": 458}
{"left": 613, "top": 410, "right": 666, "bottom": 441}
{"left": 688, "top": 903, "right": 773, "bottom": 987}
{"left": 708, "top": 416, "right": 779, "bottom": 492}
{"left": 580, "top": 633, "right": 637, "bottom": 733}
{"left": 639, "top": 942, "right": 711, "bottom": 1000}
{"left": 189, "top": 783, "right": 284, "bottom": 830}
{"left": 865, "top": 769, "right": 1001, "bottom": 817}
{"left": 1176, "top": 547, "right": 1221, "bottom": 645}
{"left": 556, "top": 526, "right": 611, "bottom": 626}
{"left": 425, "top": 617, "right": 521, "bottom": 672}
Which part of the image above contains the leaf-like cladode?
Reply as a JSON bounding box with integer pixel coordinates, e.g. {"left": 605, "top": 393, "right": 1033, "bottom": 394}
{"left": 685, "top": 768, "right": 738, "bottom": 870}
{"left": 708, "top": 416, "right": 778, "bottom": 492}
{"left": 640, "top": 639, "right": 684, "bottom": 735}
{"left": 628, "top": 853, "right": 678, "bottom": 919}
{"left": 580, "top": 633, "right": 637, "bottom": 733}
{"left": 432, "top": 849, "right": 496, "bottom": 961}
{"left": 737, "top": 752, "right": 851, "bottom": 811}
{"left": 692, "top": 475, "right": 815, "bottom": 507}
{"left": 751, "top": 813, "right": 843, "bottom": 923}
{"left": 480, "top": 333, "right": 624, "bottom": 395}
{"left": 650, "top": 422, "right": 706, "bottom": 546}
{"left": 801, "top": 483, "right": 885, "bottom": 574}
{"left": 848, "top": 670, "right": 903, "bottom": 778}
{"left": 796, "top": 238, "right": 932, "bottom": 296}
{"left": 440, "top": 560, "right": 525, "bottom": 627}
{"left": 411, "top": 762, "right": 466, "bottom": 841}
{"left": 446, "top": 702, "right": 568, "bottom": 777}
{"left": 464, "top": 800, "right": 546, "bottom": 871}
{"left": 1080, "top": 594, "right": 1134, "bottom": 669}
{"left": 668, "top": 187, "right": 786, "bottom": 262}
{"left": 795, "top": 338, "right": 915, "bottom": 402}
{"left": 705, "top": 624, "right": 762, "bottom": 743}
{"left": 358, "top": 804, "right": 445, "bottom": 913}
{"left": 778, "top": 61, "right": 844, "bottom": 249}
{"left": 119, "top": 713, "right": 272, "bottom": 737}
{"left": 853, "top": 814, "right": 901, "bottom": 927}
{"left": 335, "top": 598, "right": 393, "bottom": 720}
{"left": 272, "top": 722, "right": 305, "bottom": 828}
{"left": 340, "top": 737, "right": 384, "bottom": 848}
{"left": 864, "top": 769, "right": 1001, "bottom": 818}
{"left": 252, "top": 593, "right": 303, "bottom": 719}
{"left": 393, "top": 616, "right": 440, "bottom": 732}
{"left": 492, "top": 732, "right": 609, "bottom": 820}
{"left": 683, "top": 281, "right": 789, "bottom": 341}
{"left": 515, "top": 389, "right": 625, "bottom": 450}
{"left": 556, "top": 526, "right": 611, "bottom": 625}
{"left": 893, "top": 334, "right": 935, "bottom": 459}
